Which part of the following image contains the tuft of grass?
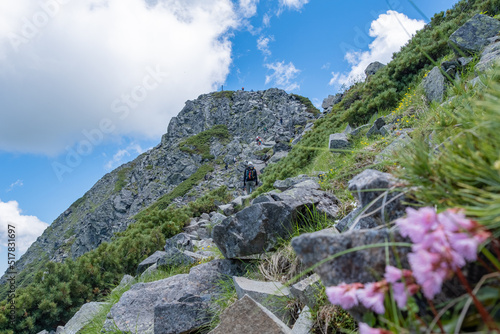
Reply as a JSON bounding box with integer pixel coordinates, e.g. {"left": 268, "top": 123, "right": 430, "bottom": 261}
{"left": 398, "top": 66, "right": 500, "bottom": 235}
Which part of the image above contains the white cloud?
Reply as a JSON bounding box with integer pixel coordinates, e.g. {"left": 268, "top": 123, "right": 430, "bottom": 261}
{"left": 239, "top": 0, "right": 259, "bottom": 18}
{"left": 105, "top": 142, "right": 146, "bottom": 170}
{"left": 329, "top": 10, "right": 425, "bottom": 88}
{"left": 265, "top": 61, "right": 300, "bottom": 91}
{"left": 6, "top": 180, "right": 23, "bottom": 192}
{"left": 263, "top": 13, "right": 272, "bottom": 27}
{"left": 257, "top": 35, "right": 274, "bottom": 56}
{"left": 279, "top": 0, "right": 309, "bottom": 11}
{"left": 0, "top": 0, "right": 239, "bottom": 155}
{"left": 0, "top": 200, "right": 48, "bottom": 255}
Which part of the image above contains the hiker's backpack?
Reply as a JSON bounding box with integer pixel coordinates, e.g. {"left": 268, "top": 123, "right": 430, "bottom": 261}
{"left": 246, "top": 168, "right": 257, "bottom": 181}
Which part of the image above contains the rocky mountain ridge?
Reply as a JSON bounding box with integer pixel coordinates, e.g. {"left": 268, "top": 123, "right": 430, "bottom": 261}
{"left": 1, "top": 88, "right": 317, "bottom": 287}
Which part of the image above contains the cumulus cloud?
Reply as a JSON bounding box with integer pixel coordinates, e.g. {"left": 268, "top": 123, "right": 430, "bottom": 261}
{"left": 279, "top": 0, "right": 309, "bottom": 11}
{"left": 257, "top": 35, "right": 274, "bottom": 57}
{"left": 0, "top": 200, "right": 48, "bottom": 255}
{"left": 265, "top": 61, "right": 300, "bottom": 91}
{"left": 105, "top": 142, "right": 147, "bottom": 170}
{"left": 329, "top": 10, "right": 425, "bottom": 88}
{"left": 0, "top": 0, "right": 238, "bottom": 155}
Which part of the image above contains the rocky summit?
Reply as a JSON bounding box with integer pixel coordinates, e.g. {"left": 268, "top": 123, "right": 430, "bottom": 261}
{"left": 1, "top": 88, "right": 317, "bottom": 285}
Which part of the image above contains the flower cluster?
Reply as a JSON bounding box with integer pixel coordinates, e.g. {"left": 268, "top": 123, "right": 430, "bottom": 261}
{"left": 325, "top": 207, "right": 491, "bottom": 333}
{"left": 397, "top": 207, "right": 491, "bottom": 299}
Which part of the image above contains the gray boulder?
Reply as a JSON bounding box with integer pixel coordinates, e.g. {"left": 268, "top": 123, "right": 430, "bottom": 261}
{"left": 322, "top": 93, "right": 343, "bottom": 112}
{"left": 349, "top": 124, "right": 370, "bottom": 136}
{"left": 213, "top": 202, "right": 296, "bottom": 259}
{"left": 364, "top": 61, "right": 385, "bottom": 77}
{"left": 328, "top": 133, "right": 350, "bottom": 150}
{"left": 423, "top": 66, "right": 446, "bottom": 103}
{"left": 60, "top": 302, "right": 106, "bottom": 334}
{"left": 157, "top": 247, "right": 194, "bottom": 269}
{"left": 291, "top": 306, "right": 314, "bottom": 334}
{"left": 290, "top": 274, "right": 322, "bottom": 309}
{"left": 210, "top": 212, "right": 227, "bottom": 226}
{"left": 209, "top": 295, "right": 293, "bottom": 334}
{"left": 335, "top": 207, "right": 378, "bottom": 232}
{"left": 347, "top": 169, "right": 405, "bottom": 224}
{"left": 218, "top": 204, "right": 234, "bottom": 216}
{"left": 233, "top": 276, "right": 292, "bottom": 323}
{"left": 164, "top": 233, "right": 193, "bottom": 252}
{"left": 136, "top": 250, "right": 166, "bottom": 274}
{"left": 475, "top": 40, "right": 500, "bottom": 73}
{"left": 449, "top": 14, "right": 500, "bottom": 55}
{"left": 366, "top": 117, "right": 386, "bottom": 138}
{"left": 273, "top": 176, "right": 315, "bottom": 191}
{"left": 291, "top": 227, "right": 410, "bottom": 286}
{"left": 108, "top": 259, "right": 244, "bottom": 333}
{"left": 154, "top": 297, "right": 210, "bottom": 334}
{"left": 269, "top": 186, "right": 340, "bottom": 220}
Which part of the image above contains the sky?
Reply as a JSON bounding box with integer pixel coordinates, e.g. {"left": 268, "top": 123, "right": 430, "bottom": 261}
{"left": 0, "top": 0, "right": 460, "bottom": 274}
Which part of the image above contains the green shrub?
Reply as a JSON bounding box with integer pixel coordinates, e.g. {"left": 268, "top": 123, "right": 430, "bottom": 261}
{"left": 291, "top": 94, "right": 320, "bottom": 116}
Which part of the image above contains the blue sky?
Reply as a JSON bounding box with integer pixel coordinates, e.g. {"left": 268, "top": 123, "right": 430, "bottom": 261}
{"left": 0, "top": 0, "right": 459, "bottom": 273}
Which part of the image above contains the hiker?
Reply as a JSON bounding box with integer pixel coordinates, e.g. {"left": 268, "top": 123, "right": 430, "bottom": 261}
{"left": 280, "top": 117, "right": 283, "bottom": 125}
{"left": 225, "top": 162, "right": 228, "bottom": 170}
{"left": 242, "top": 87, "right": 245, "bottom": 91}
{"left": 233, "top": 157, "right": 237, "bottom": 164}
{"left": 243, "top": 162, "right": 258, "bottom": 194}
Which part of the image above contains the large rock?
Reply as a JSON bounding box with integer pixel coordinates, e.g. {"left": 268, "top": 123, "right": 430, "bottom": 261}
{"left": 322, "top": 93, "right": 343, "bottom": 112}
{"left": 157, "top": 247, "right": 194, "bottom": 269}
{"left": 347, "top": 169, "right": 405, "bottom": 225}
{"left": 209, "top": 295, "right": 293, "bottom": 334}
{"left": 164, "top": 233, "right": 194, "bottom": 252}
{"left": 136, "top": 250, "right": 166, "bottom": 274}
{"left": 107, "top": 259, "right": 244, "bottom": 333}
{"left": 449, "top": 14, "right": 500, "bottom": 55}
{"left": 154, "top": 297, "right": 210, "bottom": 334}
{"left": 233, "top": 276, "right": 292, "bottom": 323}
{"left": 60, "top": 302, "right": 106, "bottom": 334}
{"left": 291, "top": 228, "right": 410, "bottom": 286}
{"left": 364, "top": 61, "right": 385, "bottom": 77}
{"left": 475, "top": 40, "right": 500, "bottom": 73}
{"left": 213, "top": 202, "right": 296, "bottom": 259}
{"left": 422, "top": 66, "right": 446, "bottom": 103}
{"left": 328, "top": 133, "right": 350, "bottom": 150}
{"left": 269, "top": 186, "right": 340, "bottom": 220}
{"left": 290, "top": 274, "right": 322, "bottom": 309}
{"left": 273, "top": 176, "right": 316, "bottom": 191}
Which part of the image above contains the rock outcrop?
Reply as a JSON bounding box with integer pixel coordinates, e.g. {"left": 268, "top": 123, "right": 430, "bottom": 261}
{"left": 449, "top": 14, "right": 500, "bottom": 55}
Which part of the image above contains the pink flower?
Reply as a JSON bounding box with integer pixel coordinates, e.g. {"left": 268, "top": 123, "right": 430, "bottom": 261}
{"left": 325, "top": 283, "right": 362, "bottom": 309}
{"left": 359, "top": 322, "right": 394, "bottom": 334}
{"left": 357, "top": 282, "right": 387, "bottom": 314}
{"left": 396, "top": 207, "right": 437, "bottom": 243}
{"left": 438, "top": 209, "right": 474, "bottom": 231}
{"left": 384, "top": 265, "right": 402, "bottom": 284}
{"left": 392, "top": 282, "right": 408, "bottom": 308}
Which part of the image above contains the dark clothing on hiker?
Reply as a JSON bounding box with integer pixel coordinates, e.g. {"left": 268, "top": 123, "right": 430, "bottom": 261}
{"left": 243, "top": 166, "right": 258, "bottom": 194}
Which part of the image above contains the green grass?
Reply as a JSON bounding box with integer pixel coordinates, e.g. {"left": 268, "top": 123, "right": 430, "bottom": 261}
{"left": 179, "top": 125, "right": 231, "bottom": 160}
{"left": 136, "top": 163, "right": 214, "bottom": 215}
{"left": 114, "top": 166, "right": 134, "bottom": 192}
{"left": 291, "top": 94, "right": 321, "bottom": 116}
{"left": 213, "top": 90, "right": 235, "bottom": 99}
